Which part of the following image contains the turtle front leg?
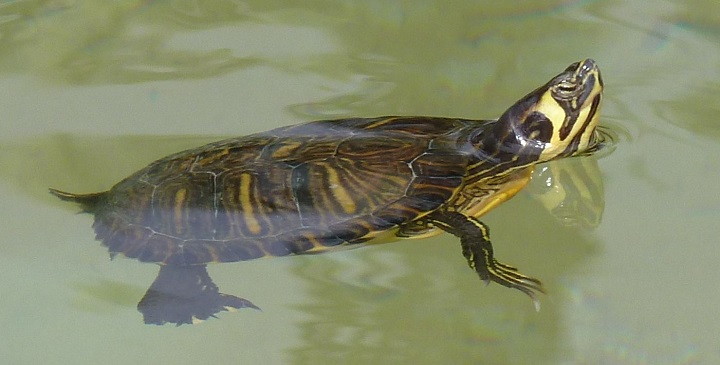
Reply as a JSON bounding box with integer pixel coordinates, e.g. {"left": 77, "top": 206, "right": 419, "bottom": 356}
{"left": 428, "top": 211, "right": 545, "bottom": 308}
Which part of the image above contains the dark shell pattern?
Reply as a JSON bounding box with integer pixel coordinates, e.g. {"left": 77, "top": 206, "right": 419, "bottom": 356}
{"left": 95, "top": 117, "right": 486, "bottom": 265}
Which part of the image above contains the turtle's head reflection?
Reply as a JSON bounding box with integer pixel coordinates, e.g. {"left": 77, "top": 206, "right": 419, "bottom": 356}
{"left": 529, "top": 157, "right": 605, "bottom": 229}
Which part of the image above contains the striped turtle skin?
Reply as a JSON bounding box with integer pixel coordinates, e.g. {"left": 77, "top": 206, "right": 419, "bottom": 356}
{"left": 51, "top": 59, "right": 604, "bottom": 325}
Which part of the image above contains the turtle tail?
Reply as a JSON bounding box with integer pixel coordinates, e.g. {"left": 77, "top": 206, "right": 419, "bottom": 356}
{"left": 49, "top": 188, "right": 107, "bottom": 213}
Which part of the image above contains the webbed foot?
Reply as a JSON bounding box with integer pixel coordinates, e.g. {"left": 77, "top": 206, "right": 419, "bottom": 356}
{"left": 429, "top": 211, "right": 545, "bottom": 309}
{"left": 137, "top": 265, "right": 259, "bottom": 325}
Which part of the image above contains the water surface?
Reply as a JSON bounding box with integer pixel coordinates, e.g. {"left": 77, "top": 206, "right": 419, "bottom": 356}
{"left": 1, "top": 1, "right": 718, "bottom": 364}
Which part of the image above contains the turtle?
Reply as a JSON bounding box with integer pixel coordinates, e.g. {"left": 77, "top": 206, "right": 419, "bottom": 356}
{"left": 51, "top": 59, "right": 604, "bottom": 325}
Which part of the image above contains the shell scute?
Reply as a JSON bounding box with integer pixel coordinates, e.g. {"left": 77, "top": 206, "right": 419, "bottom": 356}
{"left": 102, "top": 221, "right": 153, "bottom": 258}
{"left": 126, "top": 234, "right": 176, "bottom": 263}
{"left": 191, "top": 136, "right": 276, "bottom": 175}
{"left": 410, "top": 152, "right": 469, "bottom": 178}
{"left": 90, "top": 116, "right": 475, "bottom": 264}
{"left": 151, "top": 173, "right": 216, "bottom": 239}
{"left": 139, "top": 156, "right": 196, "bottom": 185}
{"left": 261, "top": 238, "right": 293, "bottom": 257}
{"left": 362, "top": 117, "right": 463, "bottom": 136}
{"left": 336, "top": 135, "right": 425, "bottom": 161}
{"left": 225, "top": 239, "right": 267, "bottom": 261}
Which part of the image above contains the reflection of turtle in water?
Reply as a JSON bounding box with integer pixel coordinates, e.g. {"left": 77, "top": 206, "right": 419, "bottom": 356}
{"left": 528, "top": 157, "right": 606, "bottom": 229}
{"left": 51, "top": 59, "right": 604, "bottom": 325}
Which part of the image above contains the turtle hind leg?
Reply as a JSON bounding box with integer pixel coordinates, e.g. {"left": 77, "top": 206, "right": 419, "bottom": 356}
{"left": 429, "top": 211, "right": 545, "bottom": 309}
{"left": 137, "top": 265, "right": 259, "bottom": 326}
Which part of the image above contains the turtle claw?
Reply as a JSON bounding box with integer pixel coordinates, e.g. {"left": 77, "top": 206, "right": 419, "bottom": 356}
{"left": 137, "top": 265, "right": 259, "bottom": 325}
{"left": 140, "top": 287, "right": 259, "bottom": 326}
{"left": 429, "top": 212, "right": 546, "bottom": 306}
{"left": 479, "top": 258, "right": 546, "bottom": 306}
{"left": 493, "top": 261, "right": 518, "bottom": 271}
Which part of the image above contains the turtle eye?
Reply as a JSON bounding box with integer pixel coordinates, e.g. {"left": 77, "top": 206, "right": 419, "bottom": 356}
{"left": 553, "top": 81, "right": 581, "bottom": 99}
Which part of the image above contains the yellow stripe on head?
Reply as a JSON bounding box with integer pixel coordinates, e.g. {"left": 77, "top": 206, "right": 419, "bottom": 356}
{"left": 506, "top": 59, "right": 604, "bottom": 162}
{"left": 537, "top": 59, "right": 603, "bottom": 160}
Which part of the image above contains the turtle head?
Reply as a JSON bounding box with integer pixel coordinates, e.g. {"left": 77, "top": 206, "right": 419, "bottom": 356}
{"left": 494, "top": 59, "right": 603, "bottom": 162}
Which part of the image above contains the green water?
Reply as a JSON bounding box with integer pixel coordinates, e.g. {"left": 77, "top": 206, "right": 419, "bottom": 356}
{"left": 1, "top": 1, "right": 719, "bottom": 364}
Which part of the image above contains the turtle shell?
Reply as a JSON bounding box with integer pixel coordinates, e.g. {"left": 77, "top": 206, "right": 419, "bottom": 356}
{"left": 92, "top": 116, "right": 481, "bottom": 265}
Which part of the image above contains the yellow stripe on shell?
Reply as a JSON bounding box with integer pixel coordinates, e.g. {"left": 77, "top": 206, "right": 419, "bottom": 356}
{"left": 365, "top": 117, "right": 398, "bottom": 129}
{"left": 239, "top": 173, "right": 263, "bottom": 235}
{"left": 325, "top": 165, "right": 358, "bottom": 214}
{"left": 173, "top": 188, "right": 187, "bottom": 234}
{"left": 271, "top": 141, "right": 302, "bottom": 159}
